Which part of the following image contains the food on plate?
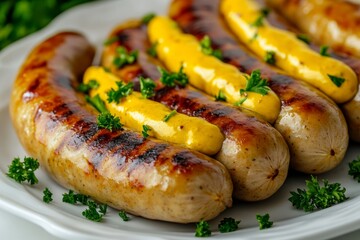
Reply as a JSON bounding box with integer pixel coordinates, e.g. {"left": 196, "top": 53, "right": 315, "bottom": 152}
{"left": 147, "top": 16, "right": 281, "bottom": 124}
{"left": 84, "top": 66, "right": 225, "bottom": 155}
{"left": 262, "top": 0, "right": 360, "bottom": 143}
{"left": 101, "top": 20, "right": 290, "bottom": 201}
{"left": 9, "top": 32, "right": 233, "bottom": 223}
{"left": 169, "top": 0, "right": 349, "bottom": 173}
{"left": 220, "top": 0, "right": 358, "bottom": 104}
{"left": 266, "top": 0, "right": 360, "bottom": 58}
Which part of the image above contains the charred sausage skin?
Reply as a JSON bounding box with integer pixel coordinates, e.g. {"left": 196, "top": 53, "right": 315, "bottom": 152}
{"left": 102, "top": 21, "right": 290, "bottom": 201}
{"left": 9, "top": 32, "right": 233, "bottom": 223}
{"left": 169, "top": 0, "right": 349, "bottom": 173}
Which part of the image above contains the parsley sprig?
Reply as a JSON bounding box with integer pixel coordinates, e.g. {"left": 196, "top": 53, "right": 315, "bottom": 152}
{"left": 236, "top": 70, "right": 269, "bottom": 105}
{"left": 112, "top": 47, "right": 138, "bottom": 68}
{"left": 43, "top": 188, "right": 53, "bottom": 203}
{"left": 320, "top": 45, "right": 330, "bottom": 57}
{"left": 218, "top": 217, "right": 240, "bottom": 233}
{"left": 82, "top": 201, "right": 108, "bottom": 222}
{"left": 97, "top": 112, "right": 123, "bottom": 132}
{"left": 140, "top": 76, "right": 156, "bottom": 98}
{"left": 256, "top": 213, "right": 273, "bottom": 230}
{"left": 289, "top": 176, "right": 348, "bottom": 212}
{"left": 85, "top": 94, "right": 108, "bottom": 113}
{"left": 158, "top": 65, "right": 189, "bottom": 87}
{"left": 349, "top": 156, "right": 360, "bottom": 182}
{"left": 195, "top": 220, "right": 211, "bottom": 237}
{"left": 264, "top": 50, "right": 276, "bottom": 65}
{"left": 200, "top": 35, "right": 223, "bottom": 60}
{"left": 250, "top": 8, "right": 270, "bottom": 27}
{"left": 7, "top": 157, "right": 39, "bottom": 185}
{"left": 147, "top": 42, "right": 158, "bottom": 58}
{"left": 328, "top": 74, "right": 345, "bottom": 87}
{"left": 77, "top": 79, "right": 99, "bottom": 93}
{"left": 107, "top": 81, "right": 134, "bottom": 104}
{"left": 62, "top": 190, "right": 90, "bottom": 205}
{"left": 118, "top": 210, "right": 130, "bottom": 221}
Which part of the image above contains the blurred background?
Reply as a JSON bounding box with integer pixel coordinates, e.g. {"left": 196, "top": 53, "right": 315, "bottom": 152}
{"left": 0, "top": 0, "right": 97, "bottom": 51}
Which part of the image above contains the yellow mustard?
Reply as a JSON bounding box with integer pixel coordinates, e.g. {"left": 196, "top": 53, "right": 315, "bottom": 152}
{"left": 221, "top": 0, "right": 358, "bottom": 104}
{"left": 147, "top": 16, "right": 280, "bottom": 123}
{"left": 83, "top": 66, "right": 224, "bottom": 155}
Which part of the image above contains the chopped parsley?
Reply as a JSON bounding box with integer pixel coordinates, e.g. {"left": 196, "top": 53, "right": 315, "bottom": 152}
{"left": 141, "top": 13, "right": 156, "bottom": 25}
{"left": 97, "top": 112, "right": 123, "bottom": 132}
{"left": 77, "top": 79, "right": 99, "bottom": 93}
{"left": 118, "top": 210, "right": 130, "bottom": 221}
{"left": 7, "top": 157, "right": 39, "bottom": 185}
{"left": 215, "top": 90, "right": 227, "bottom": 102}
{"left": 264, "top": 50, "right": 276, "bottom": 65}
{"left": 107, "top": 81, "right": 134, "bottom": 103}
{"left": 349, "top": 156, "right": 360, "bottom": 182}
{"left": 296, "top": 34, "right": 311, "bottom": 44}
{"left": 82, "top": 201, "right": 107, "bottom": 222}
{"left": 147, "top": 42, "right": 158, "bottom": 58}
{"left": 43, "top": 188, "right": 53, "bottom": 203}
{"left": 236, "top": 69, "right": 269, "bottom": 105}
{"left": 256, "top": 213, "right": 273, "bottom": 230}
{"left": 200, "top": 35, "right": 223, "bottom": 60}
{"left": 218, "top": 217, "right": 240, "bottom": 233}
{"left": 158, "top": 65, "right": 189, "bottom": 87}
{"left": 289, "top": 175, "right": 348, "bottom": 212}
{"left": 328, "top": 74, "right": 345, "bottom": 87}
{"left": 250, "top": 8, "right": 270, "bottom": 28}
{"left": 103, "top": 36, "right": 119, "bottom": 46}
{"left": 140, "top": 76, "right": 156, "bottom": 99}
{"left": 163, "top": 110, "right": 177, "bottom": 122}
{"left": 320, "top": 45, "right": 330, "bottom": 57}
{"left": 112, "top": 46, "right": 138, "bottom": 68}
{"left": 195, "top": 220, "right": 211, "bottom": 237}
{"left": 62, "top": 190, "right": 89, "bottom": 205}
{"left": 142, "top": 125, "right": 151, "bottom": 138}
{"left": 85, "top": 94, "right": 108, "bottom": 113}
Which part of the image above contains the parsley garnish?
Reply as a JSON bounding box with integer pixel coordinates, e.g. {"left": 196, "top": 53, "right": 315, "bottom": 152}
{"left": 141, "top": 13, "right": 156, "bottom": 25}
{"left": 195, "top": 220, "right": 211, "bottom": 237}
{"left": 103, "top": 36, "right": 119, "bottom": 46}
{"left": 85, "top": 94, "right": 108, "bottom": 113}
{"left": 200, "top": 35, "right": 223, "bottom": 60}
{"left": 140, "top": 76, "right": 156, "bottom": 98}
{"left": 215, "top": 90, "right": 227, "bottom": 102}
{"left": 264, "top": 50, "right": 276, "bottom": 65}
{"left": 349, "top": 156, "right": 360, "bottom": 182}
{"left": 236, "top": 70, "right": 269, "bottom": 105}
{"left": 77, "top": 79, "right": 99, "bottom": 93}
{"left": 82, "top": 201, "right": 107, "bottom": 222}
{"left": 62, "top": 190, "right": 89, "bottom": 205}
{"left": 97, "top": 112, "right": 123, "bottom": 132}
{"left": 147, "top": 42, "right": 158, "bottom": 57}
{"left": 320, "top": 45, "right": 330, "bottom": 57}
{"left": 107, "top": 81, "right": 134, "bottom": 104}
{"left": 250, "top": 8, "right": 270, "bottom": 28}
{"left": 256, "top": 213, "right": 273, "bottom": 230}
{"left": 7, "top": 157, "right": 39, "bottom": 185}
{"left": 296, "top": 34, "right": 311, "bottom": 44}
{"left": 218, "top": 217, "right": 240, "bottom": 233}
{"left": 163, "top": 110, "right": 177, "bottom": 122}
{"left": 142, "top": 125, "right": 151, "bottom": 138}
{"left": 328, "top": 74, "right": 345, "bottom": 87}
{"left": 158, "top": 65, "right": 189, "bottom": 87}
{"left": 289, "top": 175, "right": 348, "bottom": 212}
{"left": 112, "top": 47, "right": 138, "bottom": 68}
{"left": 43, "top": 188, "right": 53, "bottom": 203}
{"left": 118, "top": 210, "right": 129, "bottom": 221}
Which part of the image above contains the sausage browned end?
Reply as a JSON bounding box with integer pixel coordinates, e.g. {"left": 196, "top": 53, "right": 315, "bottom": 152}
{"left": 102, "top": 21, "right": 290, "bottom": 201}
{"left": 9, "top": 32, "right": 233, "bottom": 223}
{"left": 169, "top": 0, "right": 349, "bottom": 173}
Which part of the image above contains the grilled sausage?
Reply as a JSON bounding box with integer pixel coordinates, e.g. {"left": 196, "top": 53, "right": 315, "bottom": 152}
{"left": 266, "top": 0, "right": 360, "bottom": 58}
{"left": 9, "top": 31, "right": 233, "bottom": 223}
{"left": 169, "top": 0, "right": 349, "bottom": 174}
{"left": 102, "top": 21, "right": 290, "bottom": 201}
{"left": 260, "top": 0, "right": 360, "bottom": 142}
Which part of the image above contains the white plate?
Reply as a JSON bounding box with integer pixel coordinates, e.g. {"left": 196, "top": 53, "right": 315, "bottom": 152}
{"left": 1, "top": 0, "right": 360, "bottom": 239}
